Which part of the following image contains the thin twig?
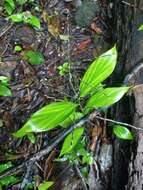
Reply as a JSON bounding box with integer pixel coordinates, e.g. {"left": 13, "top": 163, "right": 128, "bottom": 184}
{"left": 74, "top": 164, "right": 88, "bottom": 190}
{"left": 121, "top": 1, "right": 143, "bottom": 12}
{"left": 95, "top": 115, "right": 143, "bottom": 131}
{"left": 0, "top": 23, "right": 14, "bottom": 38}
{"left": 21, "top": 163, "right": 33, "bottom": 189}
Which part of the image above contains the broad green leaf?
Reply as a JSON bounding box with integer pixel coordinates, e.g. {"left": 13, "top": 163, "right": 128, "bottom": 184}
{"left": 80, "top": 46, "right": 117, "bottom": 97}
{"left": 60, "top": 112, "right": 84, "bottom": 128}
{"left": 0, "top": 162, "right": 12, "bottom": 173}
{"left": 38, "top": 181, "right": 54, "bottom": 190}
{"left": 0, "top": 85, "right": 12, "bottom": 96}
{"left": 60, "top": 127, "right": 84, "bottom": 157}
{"left": 86, "top": 87, "right": 129, "bottom": 109}
{"left": 14, "top": 101, "right": 77, "bottom": 137}
{"left": 23, "top": 51, "right": 44, "bottom": 65}
{"left": 4, "top": 0, "right": 15, "bottom": 15}
{"left": 138, "top": 25, "right": 143, "bottom": 31}
{"left": 9, "top": 13, "right": 23, "bottom": 22}
{"left": 113, "top": 125, "right": 133, "bottom": 140}
{"left": 0, "top": 175, "right": 19, "bottom": 186}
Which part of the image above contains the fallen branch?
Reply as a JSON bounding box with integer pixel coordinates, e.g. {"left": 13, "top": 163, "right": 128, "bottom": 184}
{"left": 0, "top": 111, "right": 140, "bottom": 179}
{"left": 0, "top": 112, "right": 96, "bottom": 179}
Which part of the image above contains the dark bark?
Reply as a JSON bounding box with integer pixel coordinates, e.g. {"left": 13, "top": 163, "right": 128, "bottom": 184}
{"left": 112, "top": 0, "right": 143, "bottom": 189}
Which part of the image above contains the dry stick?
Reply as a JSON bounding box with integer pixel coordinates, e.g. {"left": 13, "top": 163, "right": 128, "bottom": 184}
{"left": 20, "top": 163, "right": 33, "bottom": 189}
{"left": 0, "top": 113, "right": 95, "bottom": 179}
{"left": 74, "top": 163, "right": 88, "bottom": 190}
{"left": 95, "top": 115, "right": 143, "bottom": 131}
{"left": 0, "top": 23, "right": 14, "bottom": 38}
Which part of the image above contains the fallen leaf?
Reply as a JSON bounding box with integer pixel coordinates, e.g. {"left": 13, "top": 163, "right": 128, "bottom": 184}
{"left": 91, "top": 22, "right": 102, "bottom": 34}
{"left": 75, "top": 38, "right": 91, "bottom": 54}
{"left": 48, "top": 16, "right": 61, "bottom": 37}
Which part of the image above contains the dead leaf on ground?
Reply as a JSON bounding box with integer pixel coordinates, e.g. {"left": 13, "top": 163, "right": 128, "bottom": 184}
{"left": 42, "top": 11, "right": 61, "bottom": 37}
{"left": 91, "top": 22, "right": 102, "bottom": 34}
{"left": 75, "top": 38, "right": 91, "bottom": 54}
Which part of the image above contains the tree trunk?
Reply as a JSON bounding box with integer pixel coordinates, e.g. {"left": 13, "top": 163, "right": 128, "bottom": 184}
{"left": 112, "top": 0, "right": 143, "bottom": 189}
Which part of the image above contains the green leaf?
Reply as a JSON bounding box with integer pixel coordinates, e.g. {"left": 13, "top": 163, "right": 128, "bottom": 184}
{"left": 60, "top": 112, "right": 84, "bottom": 128}
{"left": 0, "top": 85, "right": 12, "bottom": 96}
{"left": 80, "top": 46, "right": 117, "bottom": 97}
{"left": 0, "top": 163, "right": 19, "bottom": 188}
{"left": 113, "top": 125, "right": 133, "bottom": 140}
{"left": 23, "top": 51, "right": 44, "bottom": 65}
{"left": 4, "top": 0, "right": 15, "bottom": 15}
{"left": 14, "top": 45, "right": 22, "bottom": 52}
{"left": 27, "top": 133, "right": 36, "bottom": 144}
{"left": 38, "top": 181, "right": 54, "bottom": 190}
{"left": 86, "top": 87, "right": 129, "bottom": 109}
{"left": 138, "top": 25, "right": 143, "bottom": 31}
{"left": 9, "top": 13, "right": 23, "bottom": 22}
{"left": 60, "top": 127, "right": 84, "bottom": 157}
{"left": 0, "top": 76, "right": 10, "bottom": 86}
{"left": 9, "top": 12, "right": 40, "bottom": 29}
{"left": 0, "top": 162, "right": 13, "bottom": 173}
{"left": 14, "top": 101, "right": 77, "bottom": 137}
{"left": 0, "top": 175, "right": 19, "bottom": 186}
{"left": 24, "top": 15, "right": 41, "bottom": 29}
{"left": 16, "top": 0, "right": 27, "bottom": 5}
{"left": 58, "top": 62, "right": 70, "bottom": 76}
{"left": 82, "top": 153, "right": 93, "bottom": 165}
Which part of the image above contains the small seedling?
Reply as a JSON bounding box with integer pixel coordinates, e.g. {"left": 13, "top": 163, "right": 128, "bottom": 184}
{"left": 9, "top": 11, "right": 41, "bottom": 29}
{"left": 14, "top": 45, "right": 22, "bottom": 52}
{"left": 58, "top": 62, "right": 70, "bottom": 76}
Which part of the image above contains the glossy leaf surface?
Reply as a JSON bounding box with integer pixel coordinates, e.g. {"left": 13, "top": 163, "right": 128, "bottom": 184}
{"left": 113, "top": 125, "right": 133, "bottom": 140}
{"left": 14, "top": 101, "right": 77, "bottom": 137}
{"left": 60, "top": 127, "right": 84, "bottom": 157}
{"left": 86, "top": 87, "right": 129, "bottom": 109}
{"left": 80, "top": 47, "right": 117, "bottom": 97}
{"left": 60, "top": 112, "right": 84, "bottom": 128}
{"left": 38, "top": 181, "right": 53, "bottom": 190}
{"left": 0, "top": 85, "right": 12, "bottom": 96}
{"left": 4, "top": 0, "right": 15, "bottom": 15}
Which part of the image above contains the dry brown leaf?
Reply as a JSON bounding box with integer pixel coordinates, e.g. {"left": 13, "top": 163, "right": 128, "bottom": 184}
{"left": 91, "top": 22, "right": 102, "bottom": 34}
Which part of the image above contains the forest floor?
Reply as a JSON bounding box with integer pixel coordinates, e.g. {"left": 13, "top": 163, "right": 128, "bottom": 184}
{"left": 0, "top": 0, "right": 112, "bottom": 189}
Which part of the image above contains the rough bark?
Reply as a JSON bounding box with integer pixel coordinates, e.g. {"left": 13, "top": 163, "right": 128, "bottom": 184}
{"left": 112, "top": 0, "right": 143, "bottom": 189}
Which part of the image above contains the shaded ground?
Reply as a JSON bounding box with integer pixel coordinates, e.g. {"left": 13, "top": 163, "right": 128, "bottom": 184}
{"left": 0, "top": 0, "right": 112, "bottom": 189}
